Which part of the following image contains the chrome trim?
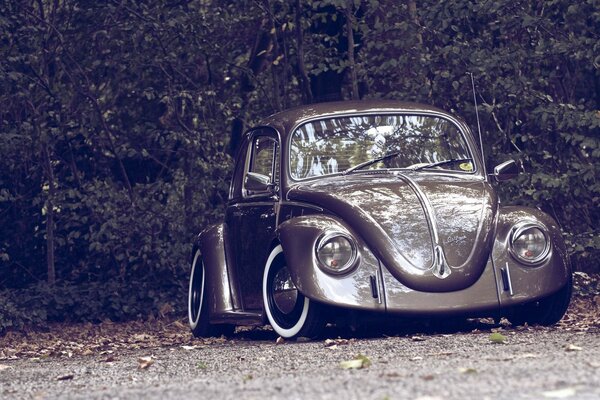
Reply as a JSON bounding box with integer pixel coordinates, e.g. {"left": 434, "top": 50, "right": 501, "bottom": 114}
{"left": 493, "top": 159, "right": 516, "bottom": 176}
{"left": 375, "top": 269, "right": 382, "bottom": 304}
{"left": 508, "top": 221, "right": 551, "bottom": 266}
{"left": 504, "top": 262, "right": 514, "bottom": 296}
{"left": 314, "top": 232, "right": 360, "bottom": 275}
{"left": 279, "top": 200, "right": 324, "bottom": 212}
{"left": 395, "top": 172, "right": 452, "bottom": 279}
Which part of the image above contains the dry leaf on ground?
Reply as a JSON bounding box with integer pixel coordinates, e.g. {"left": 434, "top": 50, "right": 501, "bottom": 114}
{"left": 138, "top": 356, "right": 154, "bottom": 369}
{"left": 340, "top": 354, "right": 371, "bottom": 369}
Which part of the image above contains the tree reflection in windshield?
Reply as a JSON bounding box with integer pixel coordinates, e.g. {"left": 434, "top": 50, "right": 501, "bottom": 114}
{"left": 290, "top": 114, "right": 472, "bottom": 180}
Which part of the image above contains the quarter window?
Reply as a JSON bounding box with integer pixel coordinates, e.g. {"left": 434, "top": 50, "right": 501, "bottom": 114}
{"left": 250, "top": 136, "right": 278, "bottom": 181}
{"left": 244, "top": 135, "right": 279, "bottom": 196}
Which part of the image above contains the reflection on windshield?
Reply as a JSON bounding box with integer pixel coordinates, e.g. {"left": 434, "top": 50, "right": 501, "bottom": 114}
{"left": 290, "top": 114, "right": 472, "bottom": 180}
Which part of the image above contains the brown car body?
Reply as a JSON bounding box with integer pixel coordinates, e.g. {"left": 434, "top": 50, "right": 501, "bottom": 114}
{"left": 188, "top": 100, "right": 572, "bottom": 338}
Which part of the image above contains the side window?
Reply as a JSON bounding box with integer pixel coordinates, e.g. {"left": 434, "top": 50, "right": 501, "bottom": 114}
{"left": 250, "top": 137, "right": 276, "bottom": 180}
{"left": 244, "top": 135, "right": 279, "bottom": 196}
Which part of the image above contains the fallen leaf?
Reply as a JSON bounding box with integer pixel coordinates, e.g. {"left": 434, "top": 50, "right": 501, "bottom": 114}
{"left": 138, "top": 356, "right": 154, "bottom": 369}
{"left": 564, "top": 344, "right": 582, "bottom": 352}
{"left": 0, "top": 365, "right": 11, "bottom": 371}
{"left": 517, "top": 353, "right": 539, "bottom": 359}
{"left": 587, "top": 361, "right": 600, "bottom": 368}
{"left": 173, "top": 320, "right": 186, "bottom": 329}
{"left": 411, "top": 336, "right": 426, "bottom": 342}
{"left": 421, "top": 374, "right": 435, "bottom": 381}
{"left": 340, "top": 354, "right": 371, "bottom": 370}
{"left": 489, "top": 332, "right": 507, "bottom": 344}
{"left": 132, "top": 334, "right": 152, "bottom": 342}
{"left": 458, "top": 367, "right": 477, "bottom": 374}
{"left": 409, "top": 356, "right": 423, "bottom": 361}
{"left": 542, "top": 388, "right": 577, "bottom": 398}
{"left": 276, "top": 337, "right": 285, "bottom": 345}
{"left": 327, "top": 345, "right": 338, "bottom": 350}
{"left": 181, "top": 345, "right": 199, "bottom": 351}
{"left": 197, "top": 362, "right": 207, "bottom": 369}
{"left": 57, "top": 374, "right": 74, "bottom": 381}
{"left": 324, "top": 338, "right": 350, "bottom": 347}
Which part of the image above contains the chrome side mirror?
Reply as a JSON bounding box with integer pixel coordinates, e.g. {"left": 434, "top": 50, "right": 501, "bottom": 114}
{"left": 492, "top": 159, "right": 519, "bottom": 182}
{"left": 245, "top": 172, "right": 271, "bottom": 192}
{"left": 244, "top": 172, "right": 278, "bottom": 196}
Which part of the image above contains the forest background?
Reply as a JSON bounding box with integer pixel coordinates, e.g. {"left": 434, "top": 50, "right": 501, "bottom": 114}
{"left": 0, "top": 0, "right": 598, "bottom": 332}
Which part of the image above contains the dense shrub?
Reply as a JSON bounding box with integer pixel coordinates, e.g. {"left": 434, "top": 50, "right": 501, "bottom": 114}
{"left": 0, "top": 0, "right": 598, "bottom": 330}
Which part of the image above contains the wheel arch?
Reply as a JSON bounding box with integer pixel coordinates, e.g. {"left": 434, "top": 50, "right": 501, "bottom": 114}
{"left": 493, "top": 206, "right": 572, "bottom": 309}
{"left": 276, "top": 215, "right": 384, "bottom": 312}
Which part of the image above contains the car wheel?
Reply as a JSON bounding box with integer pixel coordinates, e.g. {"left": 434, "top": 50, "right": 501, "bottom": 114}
{"left": 263, "top": 244, "right": 324, "bottom": 339}
{"left": 188, "top": 250, "right": 234, "bottom": 337}
{"left": 507, "top": 276, "right": 572, "bottom": 327}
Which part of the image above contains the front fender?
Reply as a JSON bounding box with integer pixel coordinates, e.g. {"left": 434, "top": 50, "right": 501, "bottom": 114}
{"left": 492, "top": 206, "right": 572, "bottom": 308}
{"left": 194, "top": 223, "right": 235, "bottom": 317}
{"left": 277, "top": 215, "right": 385, "bottom": 311}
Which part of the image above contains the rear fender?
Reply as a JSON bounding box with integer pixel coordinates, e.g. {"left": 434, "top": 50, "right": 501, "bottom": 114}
{"left": 194, "top": 223, "right": 236, "bottom": 317}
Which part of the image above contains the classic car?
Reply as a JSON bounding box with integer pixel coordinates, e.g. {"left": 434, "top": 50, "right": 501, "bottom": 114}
{"left": 188, "top": 100, "right": 572, "bottom": 339}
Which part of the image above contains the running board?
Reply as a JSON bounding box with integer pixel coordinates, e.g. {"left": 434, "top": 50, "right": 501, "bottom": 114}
{"left": 211, "top": 311, "right": 264, "bottom": 325}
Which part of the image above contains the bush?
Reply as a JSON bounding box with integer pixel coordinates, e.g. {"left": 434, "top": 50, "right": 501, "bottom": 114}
{"left": 0, "top": 278, "right": 186, "bottom": 335}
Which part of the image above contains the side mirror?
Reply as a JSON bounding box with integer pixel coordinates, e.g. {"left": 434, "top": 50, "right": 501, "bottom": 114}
{"left": 492, "top": 159, "right": 519, "bottom": 182}
{"left": 245, "top": 172, "right": 276, "bottom": 194}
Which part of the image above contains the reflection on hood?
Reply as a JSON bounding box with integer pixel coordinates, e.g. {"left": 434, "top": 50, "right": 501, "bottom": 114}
{"left": 287, "top": 172, "right": 497, "bottom": 292}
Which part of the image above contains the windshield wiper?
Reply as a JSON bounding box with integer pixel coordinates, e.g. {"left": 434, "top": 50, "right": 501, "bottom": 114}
{"left": 411, "top": 158, "right": 473, "bottom": 171}
{"left": 343, "top": 151, "right": 402, "bottom": 175}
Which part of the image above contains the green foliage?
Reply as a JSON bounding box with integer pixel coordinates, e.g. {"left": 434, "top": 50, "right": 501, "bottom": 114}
{"left": 0, "top": 0, "right": 598, "bottom": 331}
{"left": 0, "top": 278, "right": 186, "bottom": 334}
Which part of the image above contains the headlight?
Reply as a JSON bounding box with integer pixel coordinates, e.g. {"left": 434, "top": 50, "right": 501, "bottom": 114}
{"left": 315, "top": 233, "right": 358, "bottom": 275}
{"left": 509, "top": 222, "right": 551, "bottom": 265}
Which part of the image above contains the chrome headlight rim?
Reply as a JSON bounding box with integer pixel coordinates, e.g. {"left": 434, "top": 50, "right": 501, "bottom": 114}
{"left": 508, "top": 221, "right": 551, "bottom": 266}
{"left": 315, "top": 232, "right": 359, "bottom": 275}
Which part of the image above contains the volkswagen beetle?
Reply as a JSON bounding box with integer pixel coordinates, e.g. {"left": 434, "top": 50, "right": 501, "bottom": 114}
{"left": 188, "top": 100, "right": 572, "bottom": 339}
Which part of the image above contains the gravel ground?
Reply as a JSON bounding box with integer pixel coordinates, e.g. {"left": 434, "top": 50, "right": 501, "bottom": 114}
{"left": 1, "top": 328, "right": 599, "bottom": 400}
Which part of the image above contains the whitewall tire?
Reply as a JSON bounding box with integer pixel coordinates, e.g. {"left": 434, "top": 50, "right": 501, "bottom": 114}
{"left": 262, "top": 245, "right": 324, "bottom": 339}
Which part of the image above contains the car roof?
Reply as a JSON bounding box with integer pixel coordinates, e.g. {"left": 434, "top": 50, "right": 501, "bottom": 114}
{"left": 257, "top": 100, "right": 451, "bottom": 137}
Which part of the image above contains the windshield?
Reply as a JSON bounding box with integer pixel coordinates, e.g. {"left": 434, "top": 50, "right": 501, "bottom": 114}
{"left": 289, "top": 114, "right": 474, "bottom": 180}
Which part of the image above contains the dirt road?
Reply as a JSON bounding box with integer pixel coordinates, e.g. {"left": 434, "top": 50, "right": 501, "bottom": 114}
{"left": 1, "top": 326, "right": 599, "bottom": 400}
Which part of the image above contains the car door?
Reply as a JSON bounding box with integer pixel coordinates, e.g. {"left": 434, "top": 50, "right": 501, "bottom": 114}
{"left": 226, "top": 129, "right": 279, "bottom": 311}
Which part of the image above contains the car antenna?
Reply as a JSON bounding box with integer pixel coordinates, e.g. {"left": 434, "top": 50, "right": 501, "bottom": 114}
{"left": 467, "top": 72, "right": 486, "bottom": 177}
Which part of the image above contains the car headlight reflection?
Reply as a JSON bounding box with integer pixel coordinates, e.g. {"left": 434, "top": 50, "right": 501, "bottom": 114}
{"left": 509, "top": 222, "right": 551, "bottom": 265}
{"left": 316, "top": 233, "right": 358, "bottom": 275}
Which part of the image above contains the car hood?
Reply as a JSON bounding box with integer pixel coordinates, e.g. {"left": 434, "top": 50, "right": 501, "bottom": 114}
{"left": 286, "top": 172, "right": 498, "bottom": 292}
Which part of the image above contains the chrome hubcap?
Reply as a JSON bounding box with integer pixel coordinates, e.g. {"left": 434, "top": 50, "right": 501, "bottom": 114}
{"left": 272, "top": 267, "right": 298, "bottom": 315}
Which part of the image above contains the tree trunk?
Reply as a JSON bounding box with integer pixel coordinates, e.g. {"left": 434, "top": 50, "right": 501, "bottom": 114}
{"left": 345, "top": 0, "right": 360, "bottom": 100}
{"left": 407, "top": 0, "right": 422, "bottom": 45}
{"left": 41, "top": 143, "right": 56, "bottom": 286}
{"left": 265, "top": 0, "right": 282, "bottom": 111}
{"left": 295, "top": 0, "right": 313, "bottom": 103}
